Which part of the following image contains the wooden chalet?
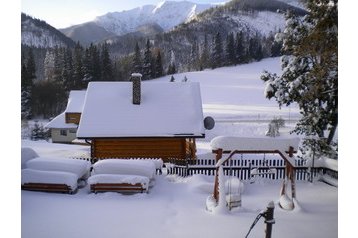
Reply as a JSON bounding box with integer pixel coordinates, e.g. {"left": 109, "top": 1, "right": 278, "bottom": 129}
{"left": 76, "top": 75, "right": 207, "bottom": 162}
{"left": 45, "top": 90, "right": 86, "bottom": 143}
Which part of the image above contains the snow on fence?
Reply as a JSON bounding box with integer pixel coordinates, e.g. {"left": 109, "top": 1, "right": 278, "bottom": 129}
{"left": 166, "top": 157, "right": 337, "bottom": 181}
{"left": 70, "top": 157, "right": 164, "bottom": 174}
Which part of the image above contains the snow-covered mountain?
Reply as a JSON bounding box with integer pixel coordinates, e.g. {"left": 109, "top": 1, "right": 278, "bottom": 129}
{"left": 94, "top": 1, "right": 213, "bottom": 35}
{"left": 60, "top": 1, "right": 214, "bottom": 45}
{"left": 21, "top": 13, "right": 75, "bottom": 48}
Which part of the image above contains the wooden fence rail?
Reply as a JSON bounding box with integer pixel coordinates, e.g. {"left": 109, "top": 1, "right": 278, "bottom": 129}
{"left": 166, "top": 158, "right": 338, "bottom": 181}
{"left": 70, "top": 157, "right": 337, "bottom": 181}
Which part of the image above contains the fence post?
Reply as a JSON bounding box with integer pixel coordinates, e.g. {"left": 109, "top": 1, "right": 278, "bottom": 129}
{"left": 264, "top": 201, "right": 275, "bottom": 238}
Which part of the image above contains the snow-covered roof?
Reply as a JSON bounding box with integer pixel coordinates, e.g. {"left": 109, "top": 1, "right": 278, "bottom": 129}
{"left": 77, "top": 81, "right": 205, "bottom": 138}
{"left": 65, "top": 90, "right": 86, "bottom": 113}
{"left": 45, "top": 90, "right": 86, "bottom": 129}
{"left": 44, "top": 112, "right": 78, "bottom": 129}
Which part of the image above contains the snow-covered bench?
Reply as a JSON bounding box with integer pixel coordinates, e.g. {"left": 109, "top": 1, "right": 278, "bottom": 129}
{"left": 92, "top": 159, "right": 156, "bottom": 180}
{"left": 26, "top": 157, "right": 92, "bottom": 179}
{"left": 22, "top": 157, "right": 92, "bottom": 194}
{"left": 89, "top": 159, "right": 156, "bottom": 193}
{"left": 21, "top": 169, "right": 78, "bottom": 194}
{"left": 88, "top": 174, "right": 149, "bottom": 194}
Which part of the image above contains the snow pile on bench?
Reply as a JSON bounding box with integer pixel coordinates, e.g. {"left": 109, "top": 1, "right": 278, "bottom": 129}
{"left": 21, "top": 147, "right": 39, "bottom": 169}
{"left": 130, "top": 159, "right": 163, "bottom": 170}
{"left": 26, "top": 157, "right": 91, "bottom": 179}
{"left": 211, "top": 136, "right": 300, "bottom": 152}
{"left": 92, "top": 159, "right": 156, "bottom": 180}
{"left": 88, "top": 174, "right": 150, "bottom": 191}
{"left": 21, "top": 168, "right": 78, "bottom": 191}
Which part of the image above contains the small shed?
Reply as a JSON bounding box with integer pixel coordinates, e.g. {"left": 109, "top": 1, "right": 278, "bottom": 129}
{"left": 45, "top": 90, "right": 86, "bottom": 143}
{"left": 76, "top": 78, "right": 206, "bottom": 162}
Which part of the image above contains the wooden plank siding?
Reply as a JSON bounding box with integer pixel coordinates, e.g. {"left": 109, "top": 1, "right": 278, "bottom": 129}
{"left": 91, "top": 138, "right": 196, "bottom": 162}
{"left": 65, "top": 112, "right": 81, "bottom": 124}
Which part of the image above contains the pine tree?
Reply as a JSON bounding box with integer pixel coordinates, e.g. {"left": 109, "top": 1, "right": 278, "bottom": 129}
{"left": 62, "top": 47, "right": 74, "bottom": 92}
{"left": 200, "top": 34, "right": 210, "bottom": 70}
{"left": 101, "top": 43, "right": 113, "bottom": 81}
{"left": 73, "top": 42, "right": 85, "bottom": 89}
{"left": 132, "top": 42, "right": 142, "bottom": 74}
{"left": 225, "top": 32, "right": 235, "bottom": 66}
{"left": 189, "top": 39, "right": 199, "bottom": 71}
{"left": 21, "top": 49, "right": 36, "bottom": 119}
{"left": 211, "top": 32, "right": 223, "bottom": 69}
{"left": 142, "top": 39, "right": 153, "bottom": 80}
{"left": 154, "top": 49, "right": 163, "bottom": 78}
{"left": 82, "top": 47, "right": 93, "bottom": 84}
{"left": 261, "top": 1, "right": 338, "bottom": 158}
{"left": 167, "top": 50, "right": 177, "bottom": 75}
{"left": 235, "top": 31, "right": 245, "bottom": 64}
{"left": 44, "top": 49, "right": 55, "bottom": 81}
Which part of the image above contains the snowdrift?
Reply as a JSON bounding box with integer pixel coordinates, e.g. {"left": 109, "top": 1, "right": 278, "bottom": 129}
{"left": 21, "top": 168, "right": 79, "bottom": 191}
{"left": 26, "top": 157, "right": 91, "bottom": 179}
{"left": 92, "top": 159, "right": 156, "bottom": 180}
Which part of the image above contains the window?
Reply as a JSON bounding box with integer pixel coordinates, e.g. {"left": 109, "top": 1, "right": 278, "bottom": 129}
{"left": 69, "top": 129, "right": 77, "bottom": 134}
{"left": 60, "top": 130, "right": 67, "bottom": 136}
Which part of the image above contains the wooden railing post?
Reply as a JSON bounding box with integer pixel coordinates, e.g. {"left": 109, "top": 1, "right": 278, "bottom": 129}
{"left": 213, "top": 148, "right": 223, "bottom": 202}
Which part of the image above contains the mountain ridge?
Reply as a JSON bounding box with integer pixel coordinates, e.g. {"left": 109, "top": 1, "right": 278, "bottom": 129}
{"left": 21, "top": 13, "right": 75, "bottom": 48}
{"left": 60, "top": 1, "right": 215, "bottom": 45}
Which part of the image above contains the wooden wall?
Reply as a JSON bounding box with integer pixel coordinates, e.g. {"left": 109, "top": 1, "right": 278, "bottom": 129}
{"left": 92, "top": 138, "right": 196, "bottom": 162}
{"left": 65, "top": 113, "right": 81, "bottom": 124}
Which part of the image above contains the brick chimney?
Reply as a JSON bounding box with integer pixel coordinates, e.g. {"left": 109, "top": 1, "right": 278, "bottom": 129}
{"left": 131, "top": 73, "right": 142, "bottom": 105}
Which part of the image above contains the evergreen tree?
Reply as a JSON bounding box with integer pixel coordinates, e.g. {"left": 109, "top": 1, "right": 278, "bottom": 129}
{"left": 132, "top": 42, "right": 142, "bottom": 74}
{"left": 21, "top": 49, "right": 36, "bottom": 119}
{"left": 235, "top": 31, "right": 245, "bottom": 64}
{"left": 269, "top": 30, "right": 283, "bottom": 57}
{"left": 225, "top": 32, "right": 235, "bottom": 66}
{"left": 167, "top": 50, "right": 177, "bottom": 75}
{"left": 89, "top": 43, "right": 101, "bottom": 81}
{"left": 199, "top": 34, "right": 210, "bottom": 70}
{"left": 248, "top": 34, "right": 263, "bottom": 61}
{"left": 189, "top": 39, "right": 200, "bottom": 71}
{"left": 101, "top": 43, "right": 113, "bottom": 81}
{"left": 72, "top": 42, "right": 85, "bottom": 89}
{"left": 261, "top": 1, "right": 338, "bottom": 158}
{"left": 154, "top": 49, "right": 163, "bottom": 78}
{"left": 44, "top": 49, "right": 55, "bottom": 81}
{"left": 142, "top": 39, "right": 153, "bottom": 80}
{"left": 211, "top": 32, "right": 223, "bottom": 69}
{"left": 62, "top": 47, "right": 74, "bottom": 92}
{"left": 82, "top": 47, "right": 93, "bottom": 84}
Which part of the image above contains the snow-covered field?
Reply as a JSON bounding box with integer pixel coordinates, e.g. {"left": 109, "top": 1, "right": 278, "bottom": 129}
{"left": 20, "top": 58, "right": 338, "bottom": 238}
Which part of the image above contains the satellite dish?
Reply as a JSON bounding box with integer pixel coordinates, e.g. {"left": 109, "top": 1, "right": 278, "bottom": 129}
{"left": 204, "top": 116, "right": 215, "bottom": 130}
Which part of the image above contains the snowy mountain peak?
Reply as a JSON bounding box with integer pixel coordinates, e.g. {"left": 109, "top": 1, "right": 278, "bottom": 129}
{"left": 92, "top": 1, "right": 213, "bottom": 36}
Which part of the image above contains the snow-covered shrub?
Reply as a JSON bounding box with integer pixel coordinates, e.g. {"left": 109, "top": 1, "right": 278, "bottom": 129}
{"left": 30, "top": 121, "right": 50, "bottom": 141}
{"left": 265, "top": 117, "right": 285, "bottom": 137}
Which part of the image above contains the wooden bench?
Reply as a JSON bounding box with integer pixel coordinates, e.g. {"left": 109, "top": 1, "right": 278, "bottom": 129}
{"left": 21, "top": 168, "right": 79, "bottom": 194}
{"left": 88, "top": 174, "right": 150, "bottom": 194}
{"left": 90, "top": 183, "right": 147, "bottom": 194}
{"left": 21, "top": 183, "right": 75, "bottom": 194}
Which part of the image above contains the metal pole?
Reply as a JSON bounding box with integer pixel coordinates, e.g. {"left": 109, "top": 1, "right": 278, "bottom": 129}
{"left": 264, "top": 201, "right": 275, "bottom": 238}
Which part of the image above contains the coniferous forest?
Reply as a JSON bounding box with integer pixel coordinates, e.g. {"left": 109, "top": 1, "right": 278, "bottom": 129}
{"left": 21, "top": 8, "right": 284, "bottom": 119}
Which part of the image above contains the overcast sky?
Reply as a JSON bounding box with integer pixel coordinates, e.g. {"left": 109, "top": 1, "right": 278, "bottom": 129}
{"left": 21, "top": 0, "right": 227, "bottom": 29}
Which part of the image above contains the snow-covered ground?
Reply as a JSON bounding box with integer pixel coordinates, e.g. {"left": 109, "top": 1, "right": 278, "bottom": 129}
{"left": 20, "top": 58, "right": 338, "bottom": 238}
